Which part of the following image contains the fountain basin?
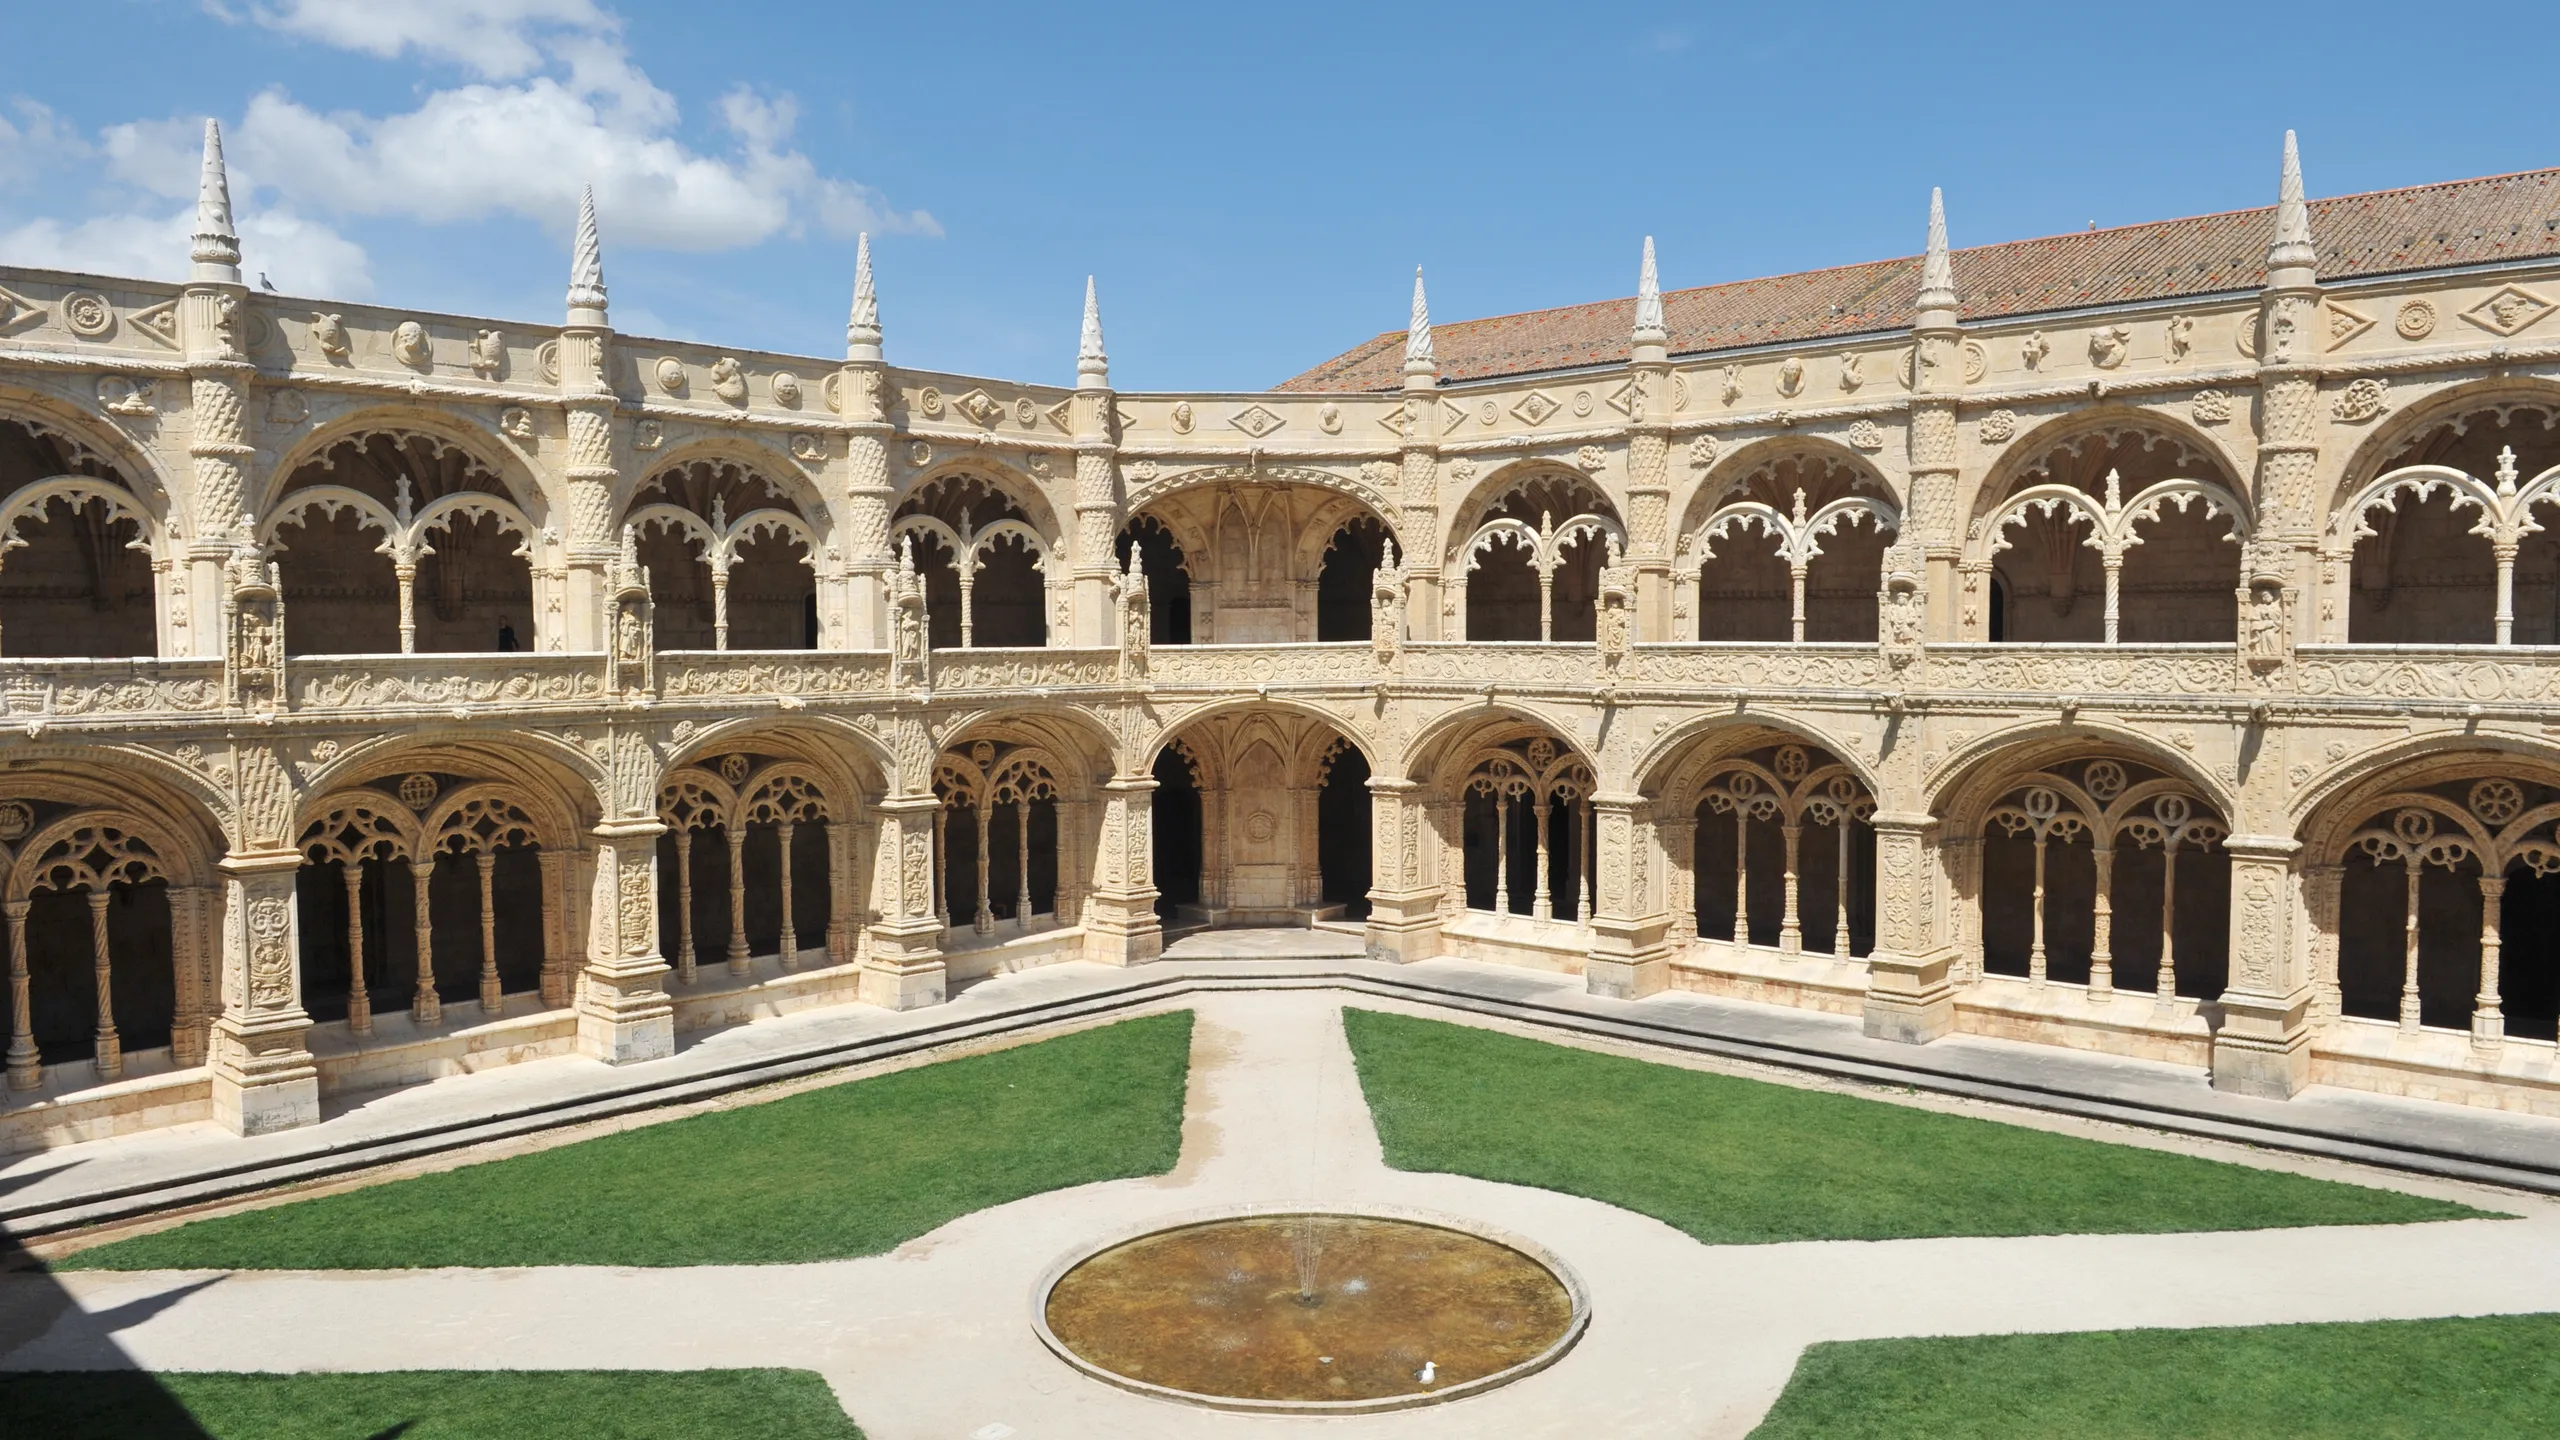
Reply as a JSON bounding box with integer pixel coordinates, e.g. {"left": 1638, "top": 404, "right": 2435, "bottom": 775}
{"left": 1032, "top": 1205, "right": 1590, "bottom": 1413}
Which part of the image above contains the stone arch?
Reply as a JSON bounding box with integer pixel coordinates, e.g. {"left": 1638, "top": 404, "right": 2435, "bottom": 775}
{"left": 1399, "top": 698, "right": 1596, "bottom": 789}
{"left": 662, "top": 716, "right": 892, "bottom": 802}
{"left": 1448, "top": 461, "right": 1624, "bottom": 644}
{"left": 2323, "top": 380, "right": 2560, "bottom": 646}
{"left": 266, "top": 406, "right": 547, "bottom": 523}
{"left": 1966, "top": 405, "right": 2248, "bottom": 529}
{"left": 0, "top": 380, "right": 185, "bottom": 533}
{"left": 1148, "top": 702, "right": 1375, "bottom": 924}
{"left": 633, "top": 434, "right": 831, "bottom": 529}
{"left": 652, "top": 741, "right": 864, "bottom": 983}
{"left": 1126, "top": 462, "right": 1396, "bottom": 537}
{"left": 901, "top": 455, "right": 1066, "bottom": 550}
{"left": 301, "top": 729, "right": 610, "bottom": 825}
{"left": 0, "top": 754, "right": 229, "bottom": 1087}
{"left": 293, "top": 737, "right": 600, "bottom": 1031}
{"left": 928, "top": 714, "right": 1098, "bottom": 940}
{"left": 1965, "top": 409, "right": 2249, "bottom": 645}
{"left": 1145, "top": 695, "right": 1383, "bottom": 778}
{"left": 1933, "top": 732, "right": 2233, "bottom": 1000}
{"left": 1679, "top": 437, "right": 1901, "bottom": 644}
{"left": 1926, "top": 721, "right": 2237, "bottom": 825}
{"left": 629, "top": 448, "right": 821, "bottom": 652}
{"left": 0, "top": 403, "right": 176, "bottom": 659}
{"left": 1420, "top": 715, "right": 1602, "bottom": 923}
{"left": 893, "top": 465, "right": 1058, "bottom": 650}
{"left": 1635, "top": 712, "right": 1884, "bottom": 813}
{"left": 1125, "top": 480, "right": 1396, "bottom": 646}
{"left": 2293, "top": 743, "right": 2560, "bottom": 1047}
{"left": 2326, "top": 376, "right": 2560, "bottom": 520}
{"left": 1645, "top": 725, "right": 1879, "bottom": 958}
{"left": 265, "top": 422, "right": 539, "bottom": 655}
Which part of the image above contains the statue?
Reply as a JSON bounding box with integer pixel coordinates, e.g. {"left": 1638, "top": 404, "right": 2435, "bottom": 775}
{"left": 616, "top": 606, "right": 644, "bottom": 663}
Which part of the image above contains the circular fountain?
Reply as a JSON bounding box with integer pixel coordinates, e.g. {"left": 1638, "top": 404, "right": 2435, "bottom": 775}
{"left": 1033, "top": 1206, "right": 1589, "bottom": 1413}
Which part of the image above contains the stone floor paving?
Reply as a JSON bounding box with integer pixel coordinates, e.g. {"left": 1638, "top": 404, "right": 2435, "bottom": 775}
{"left": 4, "top": 987, "right": 2558, "bottom": 1437}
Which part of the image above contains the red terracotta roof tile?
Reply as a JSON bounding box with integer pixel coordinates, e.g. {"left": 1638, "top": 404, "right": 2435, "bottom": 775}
{"left": 1277, "top": 169, "right": 2560, "bottom": 392}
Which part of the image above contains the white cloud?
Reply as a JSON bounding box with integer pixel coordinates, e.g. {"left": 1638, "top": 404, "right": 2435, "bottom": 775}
{"left": 0, "top": 1, "right": 931, "bottom": 296}
{"left": 0, "top": 100, "right": 88, "bottom": 186}
{"left": 244, "top": 0, "right": 617, "bottom": 81}
{"left": 213, "top": 0, "right": 930, "bottom": 245}
{"left": 0, "top": 202, "right": 373, "bottom": 296}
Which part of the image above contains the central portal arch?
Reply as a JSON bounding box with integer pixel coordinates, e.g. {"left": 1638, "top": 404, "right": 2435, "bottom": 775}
{"left": 1150, "top": 707, "right": 1372, "bottom": 928}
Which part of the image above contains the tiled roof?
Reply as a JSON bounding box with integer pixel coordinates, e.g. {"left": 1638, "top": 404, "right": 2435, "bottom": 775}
{"left": 1277, "top": 169, "right": 2560, "bottom": 392}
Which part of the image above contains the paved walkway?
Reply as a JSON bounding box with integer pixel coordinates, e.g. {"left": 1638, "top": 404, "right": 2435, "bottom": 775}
{"left": 3, "top": 988, "right": 2558, "bottom": 1437}
{"left": 13, "top": 948, "right": 2560, "bottom": 1238}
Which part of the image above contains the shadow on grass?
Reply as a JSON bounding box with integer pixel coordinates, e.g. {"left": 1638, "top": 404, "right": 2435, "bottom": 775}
{"left": 0, "top": 1157, "right": 213, "bottom": 1438}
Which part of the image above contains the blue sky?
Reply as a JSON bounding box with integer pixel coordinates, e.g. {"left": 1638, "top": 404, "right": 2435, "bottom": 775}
{"left": 5, "top": 2, "right": 2553, "bottom": 391}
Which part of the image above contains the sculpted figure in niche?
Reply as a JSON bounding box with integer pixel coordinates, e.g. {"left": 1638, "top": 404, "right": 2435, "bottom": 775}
{"left": 2243, "top": 580, "right": 2288, "bottom": 671}
{"left": 894, "top": 598, "right": 924, "bottom": 665}
{"left": 616, "top": 605, "right": 644, "bottom": 663}
{"left": 1884, "top": 582, "right": 1924, "bottom": 651}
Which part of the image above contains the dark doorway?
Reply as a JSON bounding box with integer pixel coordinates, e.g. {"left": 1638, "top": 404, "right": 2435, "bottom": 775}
{"left": 1316, "top": 518, "right": 1387, "bottom": 642}
{"left": 1116, "top": 517, "right": 1193, "bottom": 645}
{"left": 1317, "top": 743, "right": 1372, "bottom": 917}
{"left": 1152, "top": 745, "right": 1203, "bottom": 919}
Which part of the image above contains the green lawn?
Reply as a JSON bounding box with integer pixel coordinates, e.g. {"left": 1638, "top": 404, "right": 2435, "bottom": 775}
{"left": 1341, "top": 1009, "right": 2488, "bottom": 1243}
{"left": 65, "top": 1010, "right": 1193, "bottom": 1270}
{"left": 1749, "top": 1314, "right": 2560, "bottom": 1438}
{"left": 0, "top": 1369, "right": 862, "bottom": 1439}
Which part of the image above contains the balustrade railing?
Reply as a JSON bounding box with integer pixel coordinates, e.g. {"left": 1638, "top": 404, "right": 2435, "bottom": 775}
{"left": 0, "top": 637, "right": 2555, "bottom": 724}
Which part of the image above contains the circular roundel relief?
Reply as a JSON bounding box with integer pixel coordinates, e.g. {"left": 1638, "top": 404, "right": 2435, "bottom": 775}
{"left": 1244, "top": 810, "right": 1278, "bottom": 844}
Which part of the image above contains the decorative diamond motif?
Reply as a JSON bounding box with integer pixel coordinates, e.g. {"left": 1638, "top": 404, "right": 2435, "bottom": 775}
{"left": 126, "top": 299, "right": 181, "bottom": 350}
{"left": 1229, "top": 404, "right": 1285, "bottom": 439}
{"left": 2322, "top": 301, "right": 2375, "bottom": 350}
{"left": 1044, "top": 398, "right": 1073, "bottom": 433}
{"left": 2460, "top": 285, "right": 2553, "bottom": 338}
{"left": 0, "top": 285, "right": 47, "bottom": 338}
{"left": 1511, "top": 391, "right": 1560, "bottom": 426}
{"left": 951, "top": 388, "right": 1005, "bottom": 427}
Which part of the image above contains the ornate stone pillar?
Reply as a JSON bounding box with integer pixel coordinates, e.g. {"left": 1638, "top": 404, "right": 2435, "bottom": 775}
{"left": 1585, "top": 794, "right": 1669, "bottom": 999}
{"left": 1364, "top": 775, "right": 1443, "bottom": 961}
{"left": 841, "top": 235, "right": 894, "bottom": 650}
{"left": 208, "top": 847, "right": 320, "bottom": 1135}
{"left": 1082, "top": 766, "right": 1162, "bottom": 966}
{"left": 862, "top": 792, "right": 946, "bottom": 1008}
{"left": 537, "top": 848, "right": 575, "bottom": 1007}
{"left": 185, "top": 122, "right": 252, "bottom": 658}
{"left": 1627, "top": 239, "right": 1675, "bottom": 640}
{"left": 1862, "top": 812, "right": 1955, "bottom": 1043}
{"left": 1399, "top": 272, "right": 1445, "bottom": 640}
{"left": 1660, "top": 814, "right": 1698, "bottom": 947}
{"left": 2213, "top": 835, "right": 2313, "bottom": 1099}
{"left": 1910, "top": 190, "right": 1965, "bottom": 641}
{"left": 1070, "top": 281, "right": 1121, "bottom": 648}
{"left": 560, "top": 188, "right": 619, "bottom": 654}
{"left": 2255, "top": 134, "right": 2326, "bottom": 646}
{"left": 575, "top": 820, "right": 674, "bottom": 1063}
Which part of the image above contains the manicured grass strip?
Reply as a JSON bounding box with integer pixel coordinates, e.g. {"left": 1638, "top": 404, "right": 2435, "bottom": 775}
{"left": 67, "top": 1011, "right": 1193, "bottom": 1270}
{"left": 1748, "top": 1313, "right": 2560, "bottom": 1439}
{"left": 0, "top": 1368, "right": 862, "bottom": 1439}
{"left": 1341, "top": 1009, "right": 2488, "bottom": 1243}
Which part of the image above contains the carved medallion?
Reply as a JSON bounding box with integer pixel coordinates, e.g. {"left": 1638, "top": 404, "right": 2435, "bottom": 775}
{"left": 61, "top": 291, "right": 114, "bottom": 338}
